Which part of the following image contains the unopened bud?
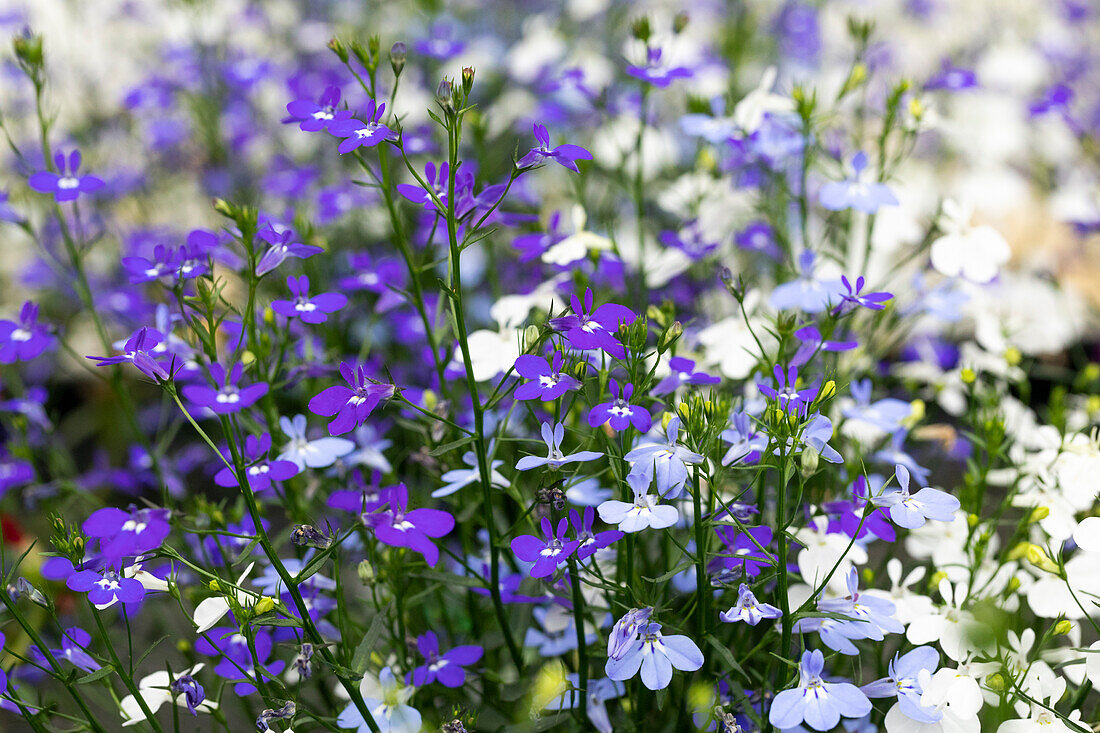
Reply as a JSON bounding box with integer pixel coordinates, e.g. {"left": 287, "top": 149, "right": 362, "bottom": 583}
{"left": 1053, "top": 619, "right": 1073, "bottom": 636}
{"left": 1025, "top": 544, "right": 1061, "bottom": 575}
{"left": 1004, "top": 347, "right": 1022, "bottom": 366}
{"left": 818, "top": 380, "right": 836, "bottom": 401}
{"left": 1027, "top": 507, "right": 1050, "bottom": 523}
{"left": 461, "top": 66, "right": 475, "bottom": 96}
{"left": 357, "top": 560, "right": 375, "bottom": 585}
{"left": 800, "top": 446, "right": 820, "bottom": 476}
{"left": 631, "top": 16, "right": 651, "bottom": 42}
{"left": 12, "top": 29, "right": 44, "bottom": 69}
{"left": 327, "top": 37, "right": 349, "bottom": 64}
{"left": 436, "top": 79, "right": 455, "bottom": 113}
{"left": 253, "top": 596, "right": 276, "bottom": 616}
{"left": 673, "top": 12, "right": 689, "bottom": 33}
{"left": 986, "top": 672, "right": 1005, "bottom": 691}
{"left": 960, "top": 367, "right": 976, "bottom": 384}
{"left": 523, "top": 325, "right": 540, "bottom": 350}
{"left": 658, "top": 321, "right": 683, "bottom": 354}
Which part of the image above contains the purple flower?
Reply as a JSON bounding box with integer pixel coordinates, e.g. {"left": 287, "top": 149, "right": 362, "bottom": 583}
{"left": 819, "top": 152, "right": 899, "bottom": 214}
{"left": 517, "top": 123, "right": 593, "bottom": 172}
{"left": 869, "top": 464, "right": 960, "bottom": 529}
{"left": 510, "top": 516, "right": 580, "bottom": 578}
{"left": 769, "top": 250, "right": 843, "bottom": 313}
{"left": 30, "top": 627, "right": 100, "bottom": 674}
{"left": 735, "top": 221, "right": 782, "bottom": 259}
{"left": 758, "top": 364, "right": 817, "bottom": 413}
{"left": 825, "top": 475, "right": 896, "bottom": 543}
{"left": 653, "top": 357, "right": 720, "bottom": 396}
{"left": 87, "top": 327, "right": 172, "bottom": 381}
{"left": 768, "top": 649, "right": 871, "bottom": 731}
{"left": 254, "top": 226, "right": 324, "bottom": 277}
{"left": 710, "top": 525, "right": 775, "bottom": 580}
{"left": 169, "top": 673, "right": 207, "bottom": 717}
{"left": 367, "top": 483, "right": 454, "bottom": 567}
{"left": 307, "top": 362, "right": 394, "bottom": 436}
{"left": 0, "top": 453, "right": 33, "bottom": 495}
{"left": 791, "top": 325, "right": 858, "bottom": 366}
{"left": 514, "top": 352, "right": 581, "bottom": 401}
{"left": 569, "top": 506, "right": 623, "bottom": 560}
{"left": 328, "top": 99, "right": 396, "bottom": 153}
{"left": 414, "top": 24, "right": 466, "bottom": 60}
{"left": 588, "top": 380, "right": 651, "bottom": 433}
{"left": 815, "top": 568, "right": 904, "bottom": 642}
{"left": 925, "top": 60, "right": 977, "bottom": 91}
{"left": 271, "top": 275, "right": 347, "bottom": 324}
{"left": 834, "top": 276, "right": 892, "bottom": 314}
{"left": 658, "top": 220, "right": 720, "bottom": 260}
{"left": 719, "top": 583, "right": 782, "bottom": 626}
{"left": 515, "top": 422, "right": 602, "bottom": 471}
{"left": 203, "top": 628, "right": 285, "bottom": 695}
{"left": 83, "top": 505, "right": 171, "bottom": 560}
{"left": 0, "top": 301, "right": 52, "bottom": 363}
{"left": 181, "top": 362, "right": 268, "bottom": 414}
{"left": 407, "top": 631, "right": 483, "bottom": 688}
{"left": 604, "top": 621, "right": 703, "bottom": 691}
{"left": 606, "top": 607, "right": 653, "bottom": 660}
{"left": 285, "top": 86, "right": 353, "bottom": 132}
{"left": 548, "top": 289, "right": 635, "bottom": 360}
{"left": 798, "top": 413, "right": 843, "bottom": 464}
{"left": 862, "top": 646, "right": 942, "bottom": 724}
{"left": 214, "top": 433, "right": 299, "bottom": 492}
{"left": 28, "top": 150, "right": 104, "bottom": 202}
{"left": 66, "top": 567, "right": 145, "bottom": 606}
{"left": 626, "top": 47, "right": 693, "bottom": 88}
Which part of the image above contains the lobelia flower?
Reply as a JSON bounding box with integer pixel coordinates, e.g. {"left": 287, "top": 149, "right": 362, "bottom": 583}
{"left": 214, "top": 433, "right": 299, "bottom": 492}
{"left": 607, "top": 607, "right": 653, "bottom": 659}
{"left": 719, "top": 583, "right": 782, "bottom": 626}
{"left": 517, "top": 123, "right": 593, "bottom": 172}
{"left": 862, "top": 645, "right": 943, "bottom": 725}
{"left": 710, "top": 525, "right": 775, "bottom": 581}
{"left": 285, "top": 85, "right": 353, "bottom": 132}
{"left": 29, "top": 627, "right": 100, "bottom": 673}
{"left": 119, "top": 664, "right": 217, "bottom": 727}
{"left": 406, "top": 631, "right": 483, "bottom": 688}
{"left": 721, "top": 412, "right": 768, "bottom": 466}
{"left": 277, "top": 414, "right": 355, "bottom": 470}
{"left": 510, "top": 516, "right": 580, "bottom": 578}
{"left": 819, "top": 152, "right": 899, "bottom": 213}
{"left": 254, "top": 226, "right": 324, "bottom": 276}
{"left": 805, "top": 568, "right": 905, "bottom": 651}
{"left": 308, "top": 362, "right": 395, "bottom": 436}
{"left": 825, "top": 475, "right": 897, "bottom": 543}
{"left": 597, "top": 471, "right": 679, "bottom": 533}
{"left": 192, "top": 563, "right": 261, "bottom": 634}
{"left": 653, "top": 357, "right": 721, "bottom": 396}
{"left": 758, "top": 364, "right": 818, "bottom": 413}
{"left": 548, "top": 289, "right": 635, "bottom": 360}
{"left": 870, "top": 465, "right": 960, "bottom": 529}
{"left": 66, "top": 566, "right": 145, "bottom": 606}
{"left": 769, "top": 250, "right": 844, "bottom": 313}
{"left": 88, "top": 327, "right": 172, "bottom": 381}
{"left": 604, "top": 619, "right": 703, "bottom": 691}
{"left": 436, "top": 446, "right": 509, "bottom": 498}
{"left": 588, "top": 380, "right": 651, "bottom": 433}
{"left": 871, "top": 430, "right": 931, "bottom": 486}
{"left": 513, "top": 351, "right": 581, "bottom": 401}
{"left": 626, "top": 47, "right": 693, "bottom": 87}
{"left": 328, "top": 99, "right": 397, "bottom": 153}
{"left": 834, "top": 276, "right": 893, "bottom": 314}
{"left": 367, "top": 483, "right": 455, "bottom": 567}
{"left": 271, "top": 275, "right": 347, "bottom": 324}
{"left": 182, "top": 362, "right": 268, "bottom": 414}
{"left": 794, "top": 413, "right": 844, "bottom": 464}
{"left": 515, "top": 422, "right": 602, "bottom": 471}
{"left": 928, "top": 199, "right": 1010, "bottom": 284}
{"left": 735, "top": 220, "right": 782, "bottom": 259}
{"left": 768, "top": 649, "right": 872, "bottom": 731}
{"left": 883, "top": 665, "right": 983, "bottom": 733}
{"left": 623, "top": 416, "right": 703, "bottom": 499}
{"left": 337, "top": 667, "right": 420, "bottom": 733}
{"left": 569, "top": 506, "right": 623, "bottom": 560}
{"left": 28, "top": 150, "right": 105, "bottom": 202}
{"left": 791, "top": 325, "right": 858, "bottom": 368}
{"left": 202, "top": 628, "right": 285, "bottom": 695}
{"left": 0, "top": 301, "right": 52, "bottom": 363}
{"left": 83, "top": 505, "right": 171, "bottom": 560}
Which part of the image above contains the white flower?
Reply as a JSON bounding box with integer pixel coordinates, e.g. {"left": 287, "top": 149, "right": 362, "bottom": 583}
{"left": 278, "top": 414, "right": 355, "bottom": 469}
{"left": 997, "top": 673, "right": 1081, "bottom": 732}
{"left": 929, "top": 200, "right": 1010, "bottom": 283}
{"left": 732, "top": 66, "right": 793, "bottom": 133}
{"left": 119, "top": 664, "right": 217, "bottom": 727}
{"left": 542, "top": 206, "right": 611, "bottom": 267}
{"left": 193, "top": 563, "right": 259, "bottom": 634}
{"left": 597, "top": 473, "right": 678, "bottom": 533}
{"left": 456, "top": 326, "right": 521, "bottom": 382}
{"left": 906, "top": 579, "right": 991, "bottom": 662}
{"left": 884, "top": 665, "right": 983, "bottom": 733}
{"left": 793, "top": 516, "right": 867, "bottom": 594}
{"left": 863, "top": 559, "right": 934, "bottom": 627}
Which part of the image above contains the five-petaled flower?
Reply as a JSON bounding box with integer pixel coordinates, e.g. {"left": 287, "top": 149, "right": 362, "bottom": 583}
{"left": 285, "top": 85, "right": 353, "bottom": 132}
{"left": 366, "top": 483, "right": 455, "bottom": 567}
{"left": 182, "top": 362, "right": 268, "bottom": 415}
{"left": 515, "top": 422, "right": 602, "bottom": 471}
{"left": 513, "top": 351, "right": 582, "bottom": 401}
{"left": 768, "top": 649, "right": 872, "bottom": 731}
{"left": 517, "top": 123, "right": 593, "bottom": 172}
{"left": 308, "top": 362, "right": 395, "bottom": 436}
{"left": 588, "top": 379, "right": 651, "bottom": 433}
{"left": 0, "top": 301, "right": 53, "bottom": 363}
{"left": 28, "top": 150, "right": 104, "bottom": 202}
{"left": 549, "top": 289, "right": 635, "bottom": 360}
{"left": 271, "top": 275, "right": 348, "bottom": 324}
{"left": 510, "top": 516, "right": 580, "bottom": 578}
{"left": 719, "top": 583, "right": 783, "bottom": 626}
{"left": 869, "top": 464, "right": 960, "bottom": 529}
{"left": 328, "top": 99, "right": 397, "bottom": 153}
{"left": 406, "top": 631, "right": 484, "bottom": 688}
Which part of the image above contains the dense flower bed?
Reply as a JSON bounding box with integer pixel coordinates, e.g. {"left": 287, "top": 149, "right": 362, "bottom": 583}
{"left": 0, "top": 2, "right": 1098, "bottom": 732}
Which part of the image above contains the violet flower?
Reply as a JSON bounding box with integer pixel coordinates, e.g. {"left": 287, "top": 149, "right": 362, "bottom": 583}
{"left": 719, "top": 583, "right": 782, "bottom": 626}
{"left": 367, "top": 483, "right": 454, "bottom": 567}
{"left": 569, "top": 506, "right": 623, "bottom": 560}
{"left": 834, "top": 275, "right": 893, "bottom": 314}
{"left": 0, "top": 301, "right": 53, "bottom": 363}
{"left": 285, "top": 85, "right": 353, "bottom": 132}
{"left": 213, "top": 433, "right": 299, "bottom": 493}
{"left": 513, "top": 352, "right": 581, "bottom": 401}
{"left": 181, "top": 362, "right": 268, "bottom": 415}
{"left": 548, "top": 289, "right": 635, "bottom": 360}
{"left": 758, "top": 364, "right": 818, "bottom": 413}
{"left": 588, "top": 380, "right": 651, "bottom": 433}
{"left": 604, "top": 620, "right": 703, "bottom": 691}
{"left": 254, "top": 226, "right": 323, "bottom": 276}
{"left": 623, "top": 416, "right": 703, "bottom": 499}
{"left": 328, "top": 99, "right": 397, "bottom": 153}
{"left": 83, "top": 505, "right": 171, "bottom": 560}
{"left": 308, "top": 362, "right": 394, "bottom": 436}
{"left": 819, "top": 152, "right": 899, "bottom": 214}
{"left": 626, "top": 47, "right": 693, "bottom": 87}
{"left": 652, "top": 357, "right": 720, "bottom": 396}
{"left": 87, "top": 327, "right": 171, "bottom": 381}
{"left": 510, "top": 516, "right": 580, "bottom": 578}
{"left": 66, "top": 567, "right": 144, "bottom": 606}
{"left": 515, "top": 422, "right": 602, "bottom": 471}
{"left": 271, "top": 275, "right": 347, "bottom": 324}
{"left": 30, "top": 627, "right": 100, "bottom": 674}
{"left": 28, "top": 150, "right": 104, "bottom": 202}
{"left": 517, "top": 123, "right": 593, "bottom": 172}
{"left": 406, "top": 631, "right": 483, "bottom": 688}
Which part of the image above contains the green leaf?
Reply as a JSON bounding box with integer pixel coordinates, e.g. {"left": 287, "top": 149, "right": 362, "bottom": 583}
{"left": 252, "top": 615, "right": 303, "bottom": 628}
{"left": 352, "top": 601, "right": 393, "bottom": 674}
{"left": 76, "top": 665, "right": 116, "bottom": 684}
{"left": 642, "top": 559, "right": 694, "bottom": 584}
{"left": 705, "top": 634, "right": 745, "bottom": 677}
{"left": 429, "top": 435, "right": 476, "bottom": 457}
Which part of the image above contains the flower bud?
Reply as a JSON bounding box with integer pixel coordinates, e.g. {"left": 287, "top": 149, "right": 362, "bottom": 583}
{"left": 1027, "top": 506, "right": 1050, "bottom": 523}
{"left": 436, "top": 78, "right": 455, "bottom": 113}
{"left": 461, "top": 66, "right": 475, "bottom": 96}
{"left": 253, "top": 596, "right": 276, "bottom": 616}
{"left": 12, "top": 29, "right": 44, "bottom": 69}
{"left": 1053, "top": 619, "right": 1073, "bottom": 636}
{"left": 357, "top": 560, "right": 375, "bottom": 585}
{"left": 800, "top": 446, "right": 820, "bottom": 476}
{"left": 818, "top": 380, "right": 836, "bottom": 401}
{"left": 523, "top": 325, "right": 540, "bottom": 350}
{"left": 960, "top": 367, "right": 976, "bottom": 384}
{"left": 986, "top": 672, "right": 1005, "bottom": 691}
{"left": 673, "top": 12, "right": 689, "bottom": 34}
{"left": 1025, "top": 544, "right": 1062, "bottom": 576}
{"left": 1006, "top": 576, "right": 1021, "bottom": 593}
{"left": 389, "top": 42, "right": 407, "bottom": 76}
{"left": 1004, "top": 346, "right": 1021, "bottom": 366}
{"left": 631, "top": 16, "right": 651, "bottom": 42}
{"left": 658, "top": 321, "right": 682, "bottom": 354}
{"left": 327, "top": 37, "right": 349, "bottom": 64}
